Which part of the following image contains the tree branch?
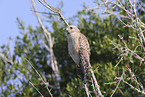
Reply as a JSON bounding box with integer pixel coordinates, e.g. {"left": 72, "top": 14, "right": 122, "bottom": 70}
{"left": 31, "top": 0, "right": 61, "bottom": 94}
{"left": 26, "top": 58, "right": 53, "bottom": 97}
{"left": 38, "top": 0, "right": 69, "bottom": 26}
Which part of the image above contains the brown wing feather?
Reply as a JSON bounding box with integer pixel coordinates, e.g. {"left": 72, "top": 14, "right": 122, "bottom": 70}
{"left": 78, "top": 33, "right": 90, "bottom": 84}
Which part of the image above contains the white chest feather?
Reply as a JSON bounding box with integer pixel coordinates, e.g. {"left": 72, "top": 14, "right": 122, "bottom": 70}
{"left": 67, "top": 33, "right": 80, "bottom": 64}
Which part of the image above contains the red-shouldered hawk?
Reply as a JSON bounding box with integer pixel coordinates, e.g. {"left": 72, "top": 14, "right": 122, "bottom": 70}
{"left": 66, "top": 25, "right": 90, "bottom": 84}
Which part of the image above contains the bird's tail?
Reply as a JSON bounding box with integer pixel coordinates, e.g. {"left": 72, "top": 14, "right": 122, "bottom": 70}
{"left": 77, "top": 59, "right": 89, "bottom": 84}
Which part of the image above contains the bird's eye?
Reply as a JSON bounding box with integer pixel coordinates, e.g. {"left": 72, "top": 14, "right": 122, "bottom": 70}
{"left": 70, "top": 27, "right": 73, "bottom": 29}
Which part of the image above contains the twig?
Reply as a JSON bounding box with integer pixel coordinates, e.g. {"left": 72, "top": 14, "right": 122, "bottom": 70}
{"left": 25, "top": 58, "right": 53, "bottom": 97}
{"left": 122, "top": 80, "right": 145, "bottom": 94}
{"left": 110, "top": 75, "right": 122, "bottom": 97}
{"left": 114, "top": 57, "right": 123, "bottom": 68}
{"left": 42, "top": 41, "right": 50, "bottom": 51}
{"left": 31, "top": 0, "right": 61, "bottom": 94}
{"left": 118, "top": 88, "right": 124, "bottom": 96}
{"left": 31, "top": 10, "right": 57, "bottom": 15}
{"left": 91, "top": 78, "right": 97, "bottom": 96}
{"left": 38, "top": 0, "right": 69, "bottom": 26}
{"left": 87, "top": 0, "right": 145, "bottom": 95}
{"left": 0, "top": 52, "right": 13, "bottom": 64}
{"left": 30, "top": 81, "right": 44, "bottom": 97}
{"left": 93, "top": 66, "right": 99, "bottom": 72}
{"left": 84, "top": 84, "right": 90, "bottom": 97}
{"left": 104, "top": 81, "right": 117, "bottom": 85}
{"left": 127, "top": 68, "right": 144, "bottom": 90}
{"left": 88, "top": 63, "right": 103, "bottom": 96}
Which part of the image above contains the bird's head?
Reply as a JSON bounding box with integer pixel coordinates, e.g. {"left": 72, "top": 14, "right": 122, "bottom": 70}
{"left": 66, "top": 25, "right": 80, "bottom": 34}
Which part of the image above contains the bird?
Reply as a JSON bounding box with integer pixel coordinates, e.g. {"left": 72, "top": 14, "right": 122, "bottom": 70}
{"left": 66, "top": 25, "right": 91, "bottom": 84}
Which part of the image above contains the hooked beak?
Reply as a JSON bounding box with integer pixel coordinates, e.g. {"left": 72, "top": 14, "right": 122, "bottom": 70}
{"left": 66, "top": 27, "right": 69, "bottom": 31}
{"left": 66, "top": 27, "right": 70, "bottom": 34}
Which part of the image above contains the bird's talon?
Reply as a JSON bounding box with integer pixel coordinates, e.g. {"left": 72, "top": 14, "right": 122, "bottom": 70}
{"left": 76, "top": 64, "right": 80, "bottom": 68}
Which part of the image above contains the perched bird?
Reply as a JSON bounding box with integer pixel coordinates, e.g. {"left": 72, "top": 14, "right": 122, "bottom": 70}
{"left": 66, "top": 25, "right": 90, "bottom": 84}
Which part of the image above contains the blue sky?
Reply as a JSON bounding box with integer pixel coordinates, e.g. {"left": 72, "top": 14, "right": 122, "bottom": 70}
{"left": 0, "top": 0, "right": 96, "bottom": 48}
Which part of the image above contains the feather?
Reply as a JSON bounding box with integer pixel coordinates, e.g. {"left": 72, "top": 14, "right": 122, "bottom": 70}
{"left": 78, "top": 33, "right": 90, "bottom": 84}
{"left": 66, "top": 25, "right": 90, "bottom": 84}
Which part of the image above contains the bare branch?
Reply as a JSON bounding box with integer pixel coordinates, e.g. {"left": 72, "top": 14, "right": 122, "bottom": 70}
{"left": 122, "top": 80, "right": 145, "bottom": 94}
{"left": 118, "top": 88, "right": 124, "bottom": 96}
{"left": 84, "top": 84, "right": 91, "bottom": 97}
{"left": 25, "top": 58, "right": 53, "bottom": 97}
{"left": 42, "top": 40, "right": 50, "bottom": 51}
{"left": 114, "top": 57, "right": 123, "bottom": 68}
{"left": 38, "top": 0, "right": 58, "bottom": 13}
{"left": 104, "top": 81, "right": 117, "bottom": 85}
{"left": 111, "top": 74, "right": 122, "bottom": 97}
{"left": 31, "top": 0, "right": 61, "bottom": 94}
{"left": 91, "top": 78, "right": 97, "bottom": 96}
{"left": 38, "top": 0, "right": 69, "bottom": 26}
{"left": 88, "top": 63, "right": 103, "bottom": 96}
{"left": 30, "top": 81, "right": 44, "bottom": 97}
{"left": 114, "top": 68, "right": 145, "bottom": 94}
{"left": 86, "top": 0, "right": 145, "bottom": 95}
{"left": 127, "top": 68, "right": 144, "bottom": 90}
{"left": 0, "top": 52, "right": 13, "bottom": 64}
{"left": 0, "top": 44, "right": 14, "bottom": 65}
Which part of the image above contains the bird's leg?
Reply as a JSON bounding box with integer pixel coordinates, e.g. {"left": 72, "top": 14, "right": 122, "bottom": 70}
{"left": 76, "top": 61, "right": 80, "bottom": 69}
{"left": 76, "top": 64, "right": 80, "bottom": 68}
{"left": 76, "top": 63, "right": 80, "bottom": 74}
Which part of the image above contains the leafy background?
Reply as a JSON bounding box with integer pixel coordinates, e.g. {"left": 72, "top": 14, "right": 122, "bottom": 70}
{"left": 0, "top": 0, "right": 145, "bottom": 96}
